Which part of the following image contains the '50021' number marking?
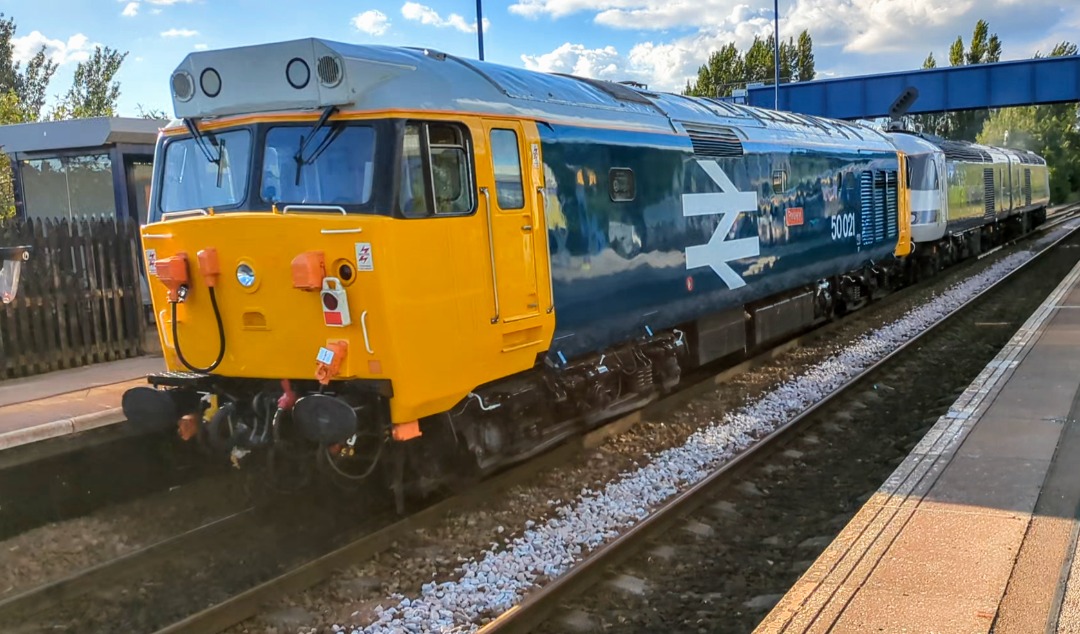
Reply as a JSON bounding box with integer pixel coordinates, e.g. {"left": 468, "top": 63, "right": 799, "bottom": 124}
{"left": 831, "top": 213, "right": 855, "bottom": 241}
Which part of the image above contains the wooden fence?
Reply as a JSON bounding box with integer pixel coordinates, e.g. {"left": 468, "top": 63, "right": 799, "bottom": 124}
{"left": 0, "top": 217, "right": 148, "bottom": 379}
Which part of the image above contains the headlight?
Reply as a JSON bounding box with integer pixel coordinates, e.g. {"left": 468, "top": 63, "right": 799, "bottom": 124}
{"left": 236, "top": 263, "right": 256, "bottom": 288}
{"left": 914, "top": 209, "right": 940, "bottom": 225}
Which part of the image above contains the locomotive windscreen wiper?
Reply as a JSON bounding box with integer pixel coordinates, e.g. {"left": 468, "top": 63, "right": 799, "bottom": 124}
{"left": 183, "top": 117, "right": 220, "bottom": 165}
{"left": 293, "top": 106, "right": 340, "bottom": 185}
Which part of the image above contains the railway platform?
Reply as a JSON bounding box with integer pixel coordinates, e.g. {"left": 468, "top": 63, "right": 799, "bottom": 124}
{"left": 0, "top": 356, "right": 162, "bottom": 451}
{"left": 755, "top": 257, "right": 1080, "bottom": 633}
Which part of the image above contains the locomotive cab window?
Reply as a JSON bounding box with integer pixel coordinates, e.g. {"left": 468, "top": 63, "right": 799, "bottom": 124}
{"left": 161, "top": 128, "right": 253, "bottom": 213}
{"left": 490, "top": 129, "right": 524, "bottom": 210}
{"left": 609, "top": 168, "right": 635, "bottom": 202}
{"left": 260, "top": 124, "right": 376, "bottom": 209}
{"left": 399, "top": 121, "right": 474, "bottom": 217}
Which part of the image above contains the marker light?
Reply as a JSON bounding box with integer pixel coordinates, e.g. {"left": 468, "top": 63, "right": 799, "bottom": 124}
{"left": 286, "top": 58, "right": 310, "bottom": 90}
{"left": 200, "top": 68, "right": 222, "bottom": 98}
{"left": 236, "top": 263, "right": 256, "bottom": 288}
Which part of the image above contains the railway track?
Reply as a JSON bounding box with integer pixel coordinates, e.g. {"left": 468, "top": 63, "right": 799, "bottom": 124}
{"left": 474, "top": 211, "right": 1080, "bottom": 634}
{"left": 3, "top": 206, "right": 1076, "bottom": 634}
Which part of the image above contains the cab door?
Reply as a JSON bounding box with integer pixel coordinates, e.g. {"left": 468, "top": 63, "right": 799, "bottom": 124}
{"left": 480, "top": 120, "right": 541, "bottom": 324}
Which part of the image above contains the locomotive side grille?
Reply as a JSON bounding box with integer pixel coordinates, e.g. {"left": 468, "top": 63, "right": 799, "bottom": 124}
{"left": 873, "top": 171, "right": 886, "bottom": 244}
{"left": 681, "top": 122, "right": 745, "bottom": 157}
{"left": 885, "top": 171, "right": 898, "bottom": 239}
{"left": 859, "top": 171, "right": 873, "bottom": 247}
{"left": 1024, "top": 169, "right": 1032, "bottom": 206}
{"left": 859, "top": 169, "right": 899, "bottom": 246}
{"left": 983, "top": 168, "right": 996, "bottom": 218}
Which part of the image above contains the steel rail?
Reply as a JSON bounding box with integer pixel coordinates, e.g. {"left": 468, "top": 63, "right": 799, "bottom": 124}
{"left": 476, "top": 209, "right": 1080, "bottom": 634}
{"left": 0, "top": 507, "right": 256, "bottom": 625}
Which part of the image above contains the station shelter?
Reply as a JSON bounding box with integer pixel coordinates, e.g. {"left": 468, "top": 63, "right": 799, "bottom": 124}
{"left": 0, "top": 117, "right": 165, "bottom": 224}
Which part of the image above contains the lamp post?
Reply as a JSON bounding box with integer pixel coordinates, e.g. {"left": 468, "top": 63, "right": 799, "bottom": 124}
{"left": 476, "top": 0, "right": 485, "bottom": 61}
{"left": 773, "top": 0, "right": 780, "bottom": 110}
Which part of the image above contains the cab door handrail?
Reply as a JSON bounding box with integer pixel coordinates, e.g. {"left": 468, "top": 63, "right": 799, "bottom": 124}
{"left": 480, "top": 186, "right": 500, "bottom": 324}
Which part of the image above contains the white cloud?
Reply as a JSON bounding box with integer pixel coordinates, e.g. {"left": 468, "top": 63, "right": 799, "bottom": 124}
{"left": 117, "top": 0, "right": 194, "bottom": 14}
{"left": 12, "top": 31, "right": 95, "bottom": 65}
{"left": 161, "top": 28, "right": 199, "bottom": 38}
{"left": 521, "top": 43, "right": 622, "bottom": 79}
{"left": 509, "top": 0, "right": 608, "bottom": 19}
{"left": 194, "top": 43, "right": 209, "bottom": 50}
{"left": 352, "top": 9, "right": 391, "bottom": 36}
{"left": 401, "top": 2, "right": 490, "bottom": 34}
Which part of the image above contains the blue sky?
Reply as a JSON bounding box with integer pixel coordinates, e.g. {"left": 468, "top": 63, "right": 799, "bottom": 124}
{"left": 4, "top": 0, "right": 1078, "bottom": 118}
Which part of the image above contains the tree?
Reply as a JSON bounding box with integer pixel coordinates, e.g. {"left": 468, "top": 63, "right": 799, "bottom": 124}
{"left": 978, "top": 41, "right": 1080, "bottom": 202}
{"left": 919, "top": 21, "right": 1004, "bottom": 140}
{"left": 136, "top": 103, "right": 169, "bottom": 120}
{"left": 948, "top": 36, "right": 964, "bottom": 67}
{"left": 795, "top": 31, "right": 815, "bottom": 82}
{"left": 0, "top": 13, "right": 57, "bottom": 122}
{"left": 685, "top": 30, "right": 813, "bottom": 97}
{"left": 49, "top": 46, "right": 128, "bottom": 119}
{"left": 686, "top": 42, "right": 744, "bottom": 97}
{"left": 19, "top": 47, "right": 57, "bottom": 120}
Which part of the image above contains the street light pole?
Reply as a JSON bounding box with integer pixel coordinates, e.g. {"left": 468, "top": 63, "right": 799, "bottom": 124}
{"left": 773, "top": 0, "right": 780, "bottom": 110}
{"left": 476, "top": 0, "right": 485, "bottom": 60}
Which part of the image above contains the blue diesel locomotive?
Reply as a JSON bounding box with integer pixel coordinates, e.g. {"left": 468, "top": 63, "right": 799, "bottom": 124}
{"left": 123, "top": 40, "right": 1047, "bottom": 503}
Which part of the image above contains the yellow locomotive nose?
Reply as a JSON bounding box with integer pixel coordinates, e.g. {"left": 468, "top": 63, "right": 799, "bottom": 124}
{"left": 142, "top": 213, "right": 375, "bottom": 385}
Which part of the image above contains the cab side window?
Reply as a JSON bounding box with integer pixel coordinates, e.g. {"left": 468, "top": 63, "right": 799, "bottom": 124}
{"left": 400, "top": 124, "right": 429, "bottom": 216}
{"left": 399, "top": 121, "right": 474, "bottom": 217}
{"left": 490, "top": 129, "right": 524, "bottom": 209}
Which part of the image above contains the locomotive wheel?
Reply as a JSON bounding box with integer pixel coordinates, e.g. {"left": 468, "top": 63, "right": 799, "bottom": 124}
{"left": 204, "top": 402, "right": 241, "bottom": 452}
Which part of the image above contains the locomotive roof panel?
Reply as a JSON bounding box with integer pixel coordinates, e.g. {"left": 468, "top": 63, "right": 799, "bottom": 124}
{"left": 167, "top": 37, "right": 895, "bottom": 151}
{"left": 169, "top": 39, "right": 669, "bottom": 133}
{"left": 886, "top": 131, "right": 944, "bottom": 157}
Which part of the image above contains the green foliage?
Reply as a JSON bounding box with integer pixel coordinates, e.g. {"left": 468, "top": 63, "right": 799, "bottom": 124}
{"left": 916, "top": 20, "right": 1002, "bottom": 140}
{"left": 684, "top": 30, "right": 814, "bottom": 98}
{"left": 49, "top": 47, "right": 128, "bottom": 120}
{"left": 977, "top": 41, "right": 1080, "bottom": 202}
{"left": 136, "top": 103, "right": 169, "bottom": 120}
{"left": 795, "top": 31, "right": 815, "bottom": 82}
{"left": 0, "top": 13, "right": 57, "bottom": 123}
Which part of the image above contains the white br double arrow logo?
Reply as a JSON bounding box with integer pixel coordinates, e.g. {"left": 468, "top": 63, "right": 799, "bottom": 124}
{"left": 683, "top": 159, "right": 761, "bottom": 289}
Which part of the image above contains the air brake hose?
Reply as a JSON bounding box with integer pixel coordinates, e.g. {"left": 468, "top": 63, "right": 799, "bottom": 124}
{"left": 171, "top": 286, "right": 226, "bottom": 373}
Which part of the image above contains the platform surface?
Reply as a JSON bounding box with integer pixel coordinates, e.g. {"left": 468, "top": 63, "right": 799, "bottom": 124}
{"left": 0, "top": 356, "right": 162, "bottom": 450}
{"left": 756, "top": 257, "right": 1080, "bottom": 634}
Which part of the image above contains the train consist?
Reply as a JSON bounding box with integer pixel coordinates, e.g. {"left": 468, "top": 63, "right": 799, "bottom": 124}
{"left": 122, "top": 39, "right": 1049, "bottom": 504}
